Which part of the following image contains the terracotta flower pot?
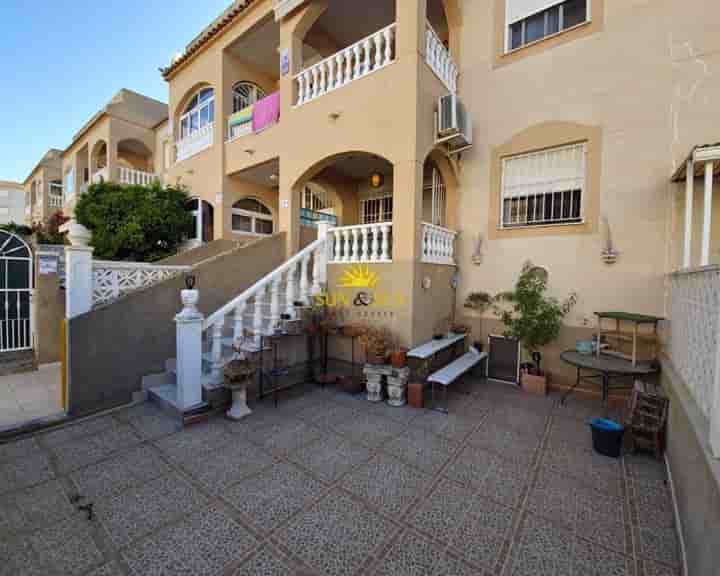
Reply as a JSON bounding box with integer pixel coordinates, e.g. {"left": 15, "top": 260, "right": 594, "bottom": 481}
{"left": 522, "top": 373, "right": 548, "bottom": 396}
{"left": 408, "top": 382, "right": 424, "bottom": 408}
{"left": 390, "top": 349, "right": 408, "bottom": 369}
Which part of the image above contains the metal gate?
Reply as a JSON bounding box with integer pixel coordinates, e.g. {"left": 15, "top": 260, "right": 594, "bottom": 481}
{"left": 0, "top": 231, "right": 33, "bottom": 352}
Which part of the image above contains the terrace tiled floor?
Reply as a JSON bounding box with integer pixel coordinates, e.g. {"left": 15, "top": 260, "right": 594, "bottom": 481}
{"left": 0, "top": 378, "right": 682, "bottom": 575}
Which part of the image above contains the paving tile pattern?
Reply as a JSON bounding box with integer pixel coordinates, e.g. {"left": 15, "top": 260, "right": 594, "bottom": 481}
{"left": 0, "top": 379, "right": 681, "bottom": 575}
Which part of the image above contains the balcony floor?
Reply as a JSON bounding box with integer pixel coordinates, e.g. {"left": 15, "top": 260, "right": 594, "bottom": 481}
{"left": 0, "top": 378, "right": 681, "bottom": 575}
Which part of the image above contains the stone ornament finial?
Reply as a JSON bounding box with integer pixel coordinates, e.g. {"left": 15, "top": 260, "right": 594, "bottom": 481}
{"left": 61, "top": 220, "right": 92, "bottom": 248}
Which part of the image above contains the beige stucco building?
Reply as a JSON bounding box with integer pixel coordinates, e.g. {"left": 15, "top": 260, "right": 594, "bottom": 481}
{"left": 59, "top": 89, "right": 169, "bottom": 217}
{"left": 144, "top": 0, "right": 717, "bottom": 351}
{"left": 0, "top": 181, "right": 28, "bottom": 226}
{"left": 22, "top": 149, "right": 63, "bottom": 225}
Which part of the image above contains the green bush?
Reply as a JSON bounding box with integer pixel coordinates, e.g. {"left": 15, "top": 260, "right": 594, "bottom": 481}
{"left": 75, "top": 181, "right": 192, "bottom": 261}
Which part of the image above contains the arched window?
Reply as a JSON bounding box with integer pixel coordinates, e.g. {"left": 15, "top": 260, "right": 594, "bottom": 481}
{"left": 232, "top": 198, "right": 273, "bottom": 236}
{"left": 232, "top": 82, "right": 265, "bottom": 113}
{"left": 179, "top": 87, "right": 215, "bottom": 140}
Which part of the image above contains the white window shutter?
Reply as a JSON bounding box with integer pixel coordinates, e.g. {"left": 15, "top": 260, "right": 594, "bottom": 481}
{"left": 506, "top": 0, "right": 564, "bottom": 24}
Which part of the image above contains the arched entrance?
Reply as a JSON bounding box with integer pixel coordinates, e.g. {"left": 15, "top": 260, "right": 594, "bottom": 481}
{"left": 0, "top": 231, "right": 33, "bottom": 352}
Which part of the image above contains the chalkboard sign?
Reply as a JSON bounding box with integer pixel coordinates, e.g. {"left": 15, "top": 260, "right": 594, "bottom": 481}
{"left": 487, "top": 335, "right": 521, "bottom": 385}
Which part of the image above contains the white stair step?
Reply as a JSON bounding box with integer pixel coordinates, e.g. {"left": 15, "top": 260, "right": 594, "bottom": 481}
{"left": 142, "top": 371, "right": 175, "bottom": 390}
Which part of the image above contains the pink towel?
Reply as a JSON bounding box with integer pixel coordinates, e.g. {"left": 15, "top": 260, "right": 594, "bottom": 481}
{"left": 252, "top": 91, "right": 280, "bottom": 133}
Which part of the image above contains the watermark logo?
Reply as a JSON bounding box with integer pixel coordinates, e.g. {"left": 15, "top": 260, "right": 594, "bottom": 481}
{"left": 337, "top": 265, "right": 379, "bottom": 289}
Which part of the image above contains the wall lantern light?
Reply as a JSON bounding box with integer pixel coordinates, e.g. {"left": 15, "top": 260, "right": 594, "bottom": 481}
{"left": 370, "top": 172, "right": 384, "bottom": 189}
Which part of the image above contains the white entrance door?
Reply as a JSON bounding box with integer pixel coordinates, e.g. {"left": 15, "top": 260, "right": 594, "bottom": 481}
{"left": 0, "top": 231, "right": 33, "bottom": 352}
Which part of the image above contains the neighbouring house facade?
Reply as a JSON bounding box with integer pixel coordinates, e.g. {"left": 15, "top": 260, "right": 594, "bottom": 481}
{"left": 0, "top": 181, "right": 28, "bottom": 226}
{"left": 59, "top": 89, "right": 169, "bottom": 218}
{"left": 22, "top": 149, "right": 63, "bottom": 225}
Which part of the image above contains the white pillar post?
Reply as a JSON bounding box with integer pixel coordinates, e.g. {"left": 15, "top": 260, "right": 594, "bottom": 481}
{"left": 209, "top": 319, "right": 225, "bottom": 387}
{"left": 175, "top": 289, "right": 203, "bottom": 410}
{"left": 702, "top": 161, "right": 714, "bottom": 266}
{"left": 684, "top": 160, "right": 694, "bottom": 269}
{"left": 63, "top": 222, "right": 94, "bottom": 319}
{"left": 316, "top": 221, "right": 329, "bottom": 286}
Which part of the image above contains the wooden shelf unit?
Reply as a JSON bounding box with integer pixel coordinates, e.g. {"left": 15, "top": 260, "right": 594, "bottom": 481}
{"left": 595, "top": 312, "right": 662, "bottom": 367}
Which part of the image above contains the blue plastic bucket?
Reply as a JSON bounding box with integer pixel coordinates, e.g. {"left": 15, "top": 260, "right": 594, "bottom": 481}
{"left": 589, "top": 418, "right": 624, "bottom": 458}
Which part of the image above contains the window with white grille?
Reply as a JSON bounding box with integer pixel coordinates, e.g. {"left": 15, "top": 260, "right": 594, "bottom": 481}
{"left": 360, "top": 195, "right": 393, "bottom": 224}
{"left": 500, "top": 142, "right": 586, "bottom": 228}
{"left": 232, "top": 82, "right": 265, "bottom": 113}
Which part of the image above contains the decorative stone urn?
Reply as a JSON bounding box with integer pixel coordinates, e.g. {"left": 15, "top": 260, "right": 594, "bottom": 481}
{"left": 179, "top": 289, "right": 200, "bottom": 317}
{"left": 224, "top": 357, "right": 256, "bottom": 421}
{"left": 386, "top": 377, "right": 408, "bottom": 407}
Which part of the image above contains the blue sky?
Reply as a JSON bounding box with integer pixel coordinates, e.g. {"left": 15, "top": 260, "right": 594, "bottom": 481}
{"left": 0, "top": 0, "right": 232, "bottom": 183}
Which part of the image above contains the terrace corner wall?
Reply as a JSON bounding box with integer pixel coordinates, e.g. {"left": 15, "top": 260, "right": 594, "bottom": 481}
{"left": 660, "top": 358, "right": 720, "bottom": 576}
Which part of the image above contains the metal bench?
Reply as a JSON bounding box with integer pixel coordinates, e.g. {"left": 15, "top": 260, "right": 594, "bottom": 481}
{"left": 428, "top": 349, "right": 487, "bottom": 413}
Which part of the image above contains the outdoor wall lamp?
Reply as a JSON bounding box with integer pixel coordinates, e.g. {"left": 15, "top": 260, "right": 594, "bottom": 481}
{"left": 370, "top": 172, "right": 384, "bottom": 189}
{"left": 185, "top": 274, "right": 197, "bottom": 290}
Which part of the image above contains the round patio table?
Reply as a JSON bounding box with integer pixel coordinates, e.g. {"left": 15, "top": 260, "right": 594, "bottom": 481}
{"left": 559, "top": 350, "right": 658, "bottom": 407}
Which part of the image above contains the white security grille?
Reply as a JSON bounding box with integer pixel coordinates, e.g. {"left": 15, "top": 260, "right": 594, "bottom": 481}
{"left": 360, "top": 195, "right": 393, "bottom": 224}
{"left": 500, "top": 142, "right": 586, "bottom": 228}
{"left": 0, "top": 232, "right": 33, "bottom": 352}
{"left": 232, "top": 82, "right": 265, "bottom": 113}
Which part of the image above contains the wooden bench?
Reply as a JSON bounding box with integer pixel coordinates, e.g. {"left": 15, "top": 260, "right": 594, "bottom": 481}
{"left": 427, "top": 349, "right": 487, "bottom": 413}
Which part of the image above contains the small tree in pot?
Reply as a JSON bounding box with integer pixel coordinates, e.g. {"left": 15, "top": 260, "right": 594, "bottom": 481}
{"left": 494, "top": 262, "right": 577, "bottom": 394}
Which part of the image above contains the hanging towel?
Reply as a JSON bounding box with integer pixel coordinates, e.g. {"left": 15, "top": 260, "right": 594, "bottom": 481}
{"left": 252, "top": 91, "right": 280, "bottom": 133}
{"left": 228, "top": 104, "right": 254, "bottom": 128}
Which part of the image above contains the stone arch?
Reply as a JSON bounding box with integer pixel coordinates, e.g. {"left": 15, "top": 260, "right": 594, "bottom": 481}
{"left": 91, "top": 140, "right": 108, "bottom": 173}
{"left": 116, "top": 138, "right": 153, "bottom": 172}
{"left": 428, "top": 0, "right": 461, "bottom": 62}
{"left": 173, "top": 82, "right": 215, "bottom": 132}
{"left": 423, "top": 148, "right": 459, "bottom": 230}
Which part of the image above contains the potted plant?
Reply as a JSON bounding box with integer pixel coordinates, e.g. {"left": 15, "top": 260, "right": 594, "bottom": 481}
{"left": 389, "top": 335, "right": 408, "bottom": 369}
{"left": 360, "top": 327, "right": 389, "bottom": 365}
{"left": 494, "top": 262, "right": 577, "bottom": 395}
{"left": 224, "top": 354, "right": 257, "bottom": 420}
{"left": 464, "top": 291, "right": 493, "bottom": 313}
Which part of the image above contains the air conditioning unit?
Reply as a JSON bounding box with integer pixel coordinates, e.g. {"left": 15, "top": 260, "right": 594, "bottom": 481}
{"left": 436, "top": 93, "right": 473, "bottom": 154}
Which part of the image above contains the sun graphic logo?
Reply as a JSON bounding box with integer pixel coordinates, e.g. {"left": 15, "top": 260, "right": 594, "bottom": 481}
{"left": 337, "top": 265, "right": 380, "bottom": 289}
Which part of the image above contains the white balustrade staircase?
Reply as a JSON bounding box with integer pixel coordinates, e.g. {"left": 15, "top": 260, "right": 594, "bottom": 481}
{"left": 142, "top": 232, "right": 328, "bottom": 418}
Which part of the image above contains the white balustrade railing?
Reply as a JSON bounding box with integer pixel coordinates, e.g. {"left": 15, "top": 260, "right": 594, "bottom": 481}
{"left": 119, "top": 167, "right": 158, "bottom": 187}
{"left": 176, "top": 123, "right": 214, "bottom": 162}
{"left": 295, "top": 24, "right": 396, "bottom": 107}
{"left": 93, "top": 260, "right": 191, "bottom": 307}
{"left": 422, "top": 223, "right": 457, "bottom": 265}
{"left": 48, "top": 183, "right": 63, "bottom": 209}
{"left": 328, "top": 223, "right": 392, "bottom": 264}
{"left": 425, "top": 22, "right": 457, "bottom": 93}
{"left": 202, "top": 225, "right": 329, "bottom": 385}
{"left": 668, "top": 266, "right": 720, "bottom": 457}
